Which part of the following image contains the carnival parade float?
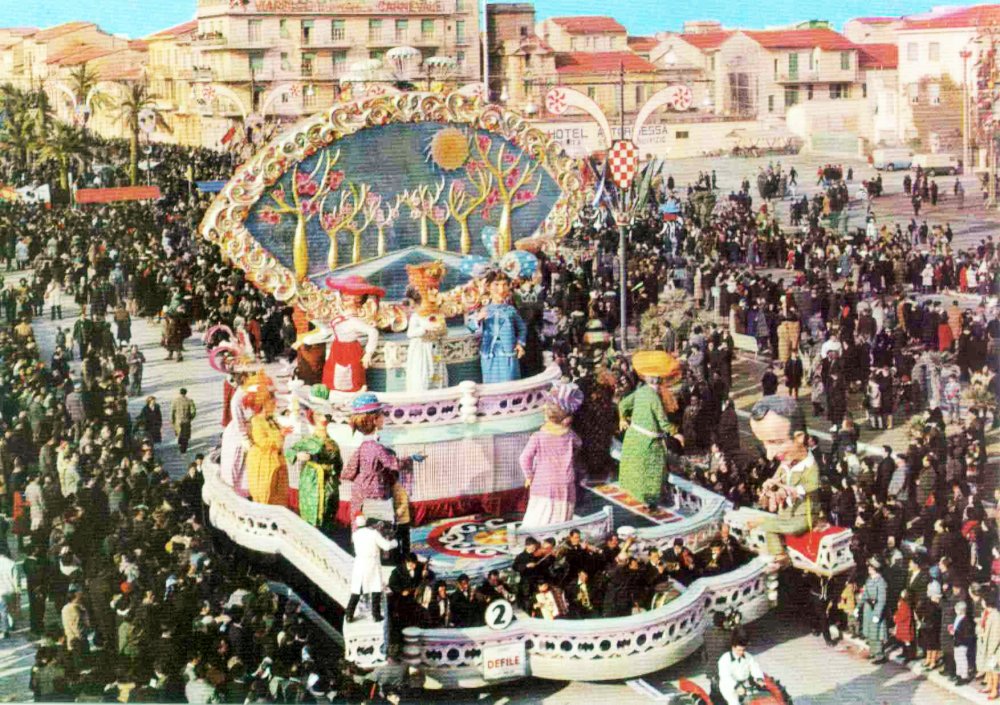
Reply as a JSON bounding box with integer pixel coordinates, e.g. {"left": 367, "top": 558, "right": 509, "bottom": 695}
{"left": 198, "top": 89, "right": 853, "bottom": 687}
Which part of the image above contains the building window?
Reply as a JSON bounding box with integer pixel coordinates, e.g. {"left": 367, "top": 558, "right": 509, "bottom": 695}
{"left": 457, "top": 50, "right": 466, "bottom": 67}
{"left": 862, "top": 83, "right": 867, "bottom": 98}
{"left": 280, "top": 19, "right": 289, "bottom": 39}
{"left": 332, "top": 19, "right": 345, "bottom": 41}
{"left": 281, "top": 52, "right": 291, "bottom": 71}
{"left": 395, "top": 19, "right": 408, "bottom": 43}
{"left": 784, "top": 86, "right": 799, "bottom": 107}
{"left": 301, "top": 52, "right": 315, "bottom": 76}
{"left": 248, "top": 19, "right": 262, "bottom": 42}
{"left": 304, "top": 84, "right": 317, "bottom": 109}
{"left": 928, "top": 83, "right": 941, "bottom": 105}
{"left": 587, "top": 86, "right": 596, "bottom": 100}
{"left": 710, "top": 55, "right": 715, "bottom": 71}
{"left": 333, "top": 50, "right": 347, "bottom": 72}
{"left": 456, "top": 20, "right": 466, "bottom": 43}
{"left": 369, "top": 48, "right": 386, "bottom": 62}
{"left": 456, "top": 0, "right": 465, "bottom": 9}
{"left": 808, "top": 50, "right": 815, "bottom": 70}
{"left": 520, "top": 25, "right": 529, "bottom": 38}
{"left": 571, "top": 37, "right": 579, "bottom": 50}
{"left": 928, "top": 42, "right": 940, "bottom": 61}
{"left": 840, "top": 51, "right": 850, "bottom": 70}
{"left": 635, "top": 84, "right": 644, "bottom": 104}
{"left": 768, "top": 94, "right": 774, "bottom": 112}
{"left": 302, "top": 20, "right": 314, "bottom": 45}
{"left": 421, "top": 19, "right": 435, "bottom": 39}
{"left": 908, "top": 83, "right": 919, "bottom": 104}
{"left": 807, "top": 84, "right": 813, "bottom": 100}
{"left": 369, "top": 19, "right": 383, "bottom": 42}
{"left": 829, "top": 83, "right": 849, "bottom": 99}
{"left": 773, "top": 58, "right": 778, "bottom": 79}
{"left": 675, "top": 130, "right": 689, "bottom": 139}
{"left": 249, "top": 52, "right": 264, "bottom": 74}
{"left": 907, "top": 42, "right": 918, "bottom": 61}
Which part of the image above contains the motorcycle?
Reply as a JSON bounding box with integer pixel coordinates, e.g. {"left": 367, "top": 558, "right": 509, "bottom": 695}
{"left": 677, "top": 675, "right": 792, "bottom": 705}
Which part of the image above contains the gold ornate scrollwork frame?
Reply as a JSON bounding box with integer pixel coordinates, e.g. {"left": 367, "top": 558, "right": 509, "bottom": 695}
{"left": 199, "top": 91, "right": 586, "bottom": 329}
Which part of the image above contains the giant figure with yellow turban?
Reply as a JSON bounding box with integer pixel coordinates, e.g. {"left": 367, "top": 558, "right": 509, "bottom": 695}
{"left": 617, "top": 351, "right": 681, "bottom": 508}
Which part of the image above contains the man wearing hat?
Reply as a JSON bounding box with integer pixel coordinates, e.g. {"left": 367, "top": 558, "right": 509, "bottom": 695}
{"left": 861, "top": 557, "right": 889, "bottom": 663}
{"left": 618, "top": 351, "right": 681, "bottom": 509}
{"left": 341, "top": 393, "right": 420, "bottom": 524}
{"left": 346, "top": 516, "right": 397, "bottom": 623}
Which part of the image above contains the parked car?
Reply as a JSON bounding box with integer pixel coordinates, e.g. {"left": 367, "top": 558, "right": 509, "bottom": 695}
{"left": 872, "top": 148, "right": 913, "bottom": 171}
{"left": 912, "top": 153, "right": 960, "bottom": 175}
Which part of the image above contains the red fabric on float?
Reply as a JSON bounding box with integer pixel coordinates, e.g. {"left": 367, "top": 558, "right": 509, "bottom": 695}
{"left": 335, "top": 486, "right": 529, "bottom": 527}
{"left": 784, "top": 526, "right": 847, "bottom": 564}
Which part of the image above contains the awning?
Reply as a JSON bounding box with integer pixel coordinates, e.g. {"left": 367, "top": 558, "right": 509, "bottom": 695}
{"left": 196, "top": 181, "right": 227, "bottom": 193}
{"left": 75, "top": 186, "right": 162, "bottom": 204}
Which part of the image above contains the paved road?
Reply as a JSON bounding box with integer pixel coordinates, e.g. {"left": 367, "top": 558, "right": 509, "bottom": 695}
{"left": 1, "top": 149, "right": 996, "bottom": 701}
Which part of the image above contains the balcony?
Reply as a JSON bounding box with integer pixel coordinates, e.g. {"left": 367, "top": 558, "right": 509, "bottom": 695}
{"left": 775, "top": 67, "right": 860, "bottom": 84}
{"left": 193, "top": 32, "right": 227, "bottom": 50}
{"left": 191, "top": 67, "right": 215, "bottom": 82}
{"left": 774, "top": 69, "right": 819, "bottom": 83}
{"left": 368, "top": 31, "right": 395, "bottom": 46}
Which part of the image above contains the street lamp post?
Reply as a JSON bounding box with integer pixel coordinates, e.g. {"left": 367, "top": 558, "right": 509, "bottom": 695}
{"left": 961, "top": 48, "right": 972, "bottom": 173}
{"left": 617, "top": 61, "right": 628, "bottom": 354}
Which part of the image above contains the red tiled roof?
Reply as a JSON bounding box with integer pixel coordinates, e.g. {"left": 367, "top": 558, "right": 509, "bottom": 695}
{"left": 555, "top": 51, "right": 660, "bottom": 75}
{"left": 128, "top": 39, "right": 149, "bottom": 51}
{"left": 46, "top": 44, "right": 117, "bottom": 66}
{"left": 147, "top": 20, "right": 198, "bottom": 40}
{"left": 97, "top": 65, "right": 144, "bottom": 82}
{"left": 628, "top": 36, "right": 658, "bottom": 52}
{"left": 901, "top": 5, "right": 1000, "bottom": 31}
{"left": 1, "top": 27, "right": 38, "bottom": 37}
{"left": 858, "top": 43, "right": 898, "bottom": 69}
{"left": 743, "top": 28, "right": 857, "bottom": 51}
{"left": 679, "top": 31, "right": 733, "bottom": 50}
{"left": 32, "top": 22, "right": 95, "bottom": 42}
{"left": 850, "top": 17, "right": 900, "bottom": 25}
{"left": 549, "top": 16, "right": 627, "bottom": 35}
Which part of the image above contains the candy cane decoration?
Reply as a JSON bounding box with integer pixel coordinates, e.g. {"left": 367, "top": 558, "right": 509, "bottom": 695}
{"left": 631, "top": 84, "right": 694, "bottom": 140}
{"left": 545, "top": 87, "right": 613, "bottom": 148}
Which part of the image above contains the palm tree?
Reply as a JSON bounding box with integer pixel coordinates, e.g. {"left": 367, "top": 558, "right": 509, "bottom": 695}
{"left": 67, "top": 63, "right": 108, "bottom": 124}
{"left": 38, "top": 121, "right": 92, "bottom": 190}
{"left": 0, "top": 84, "right": 43, "bottom": 165}
{"left": 113, "top": 81, "right": 168, "bottom": 185}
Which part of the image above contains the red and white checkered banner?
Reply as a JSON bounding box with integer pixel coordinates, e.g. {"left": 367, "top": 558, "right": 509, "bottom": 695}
{"left": 608, "top": 139, "right": 640, "bottom": 189}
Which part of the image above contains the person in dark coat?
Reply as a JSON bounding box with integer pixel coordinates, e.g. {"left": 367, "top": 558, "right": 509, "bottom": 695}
{"left": 784, "top": 351, "right": 804, "bottom": 398}
{"left": 137, "top": 396, "right": 163, "bottom": 444}
{"left": 449, "top": 574, "right": 481, "bottom": 627}
{"left": 874, "top": 446, "right": 895, "bottom": 504}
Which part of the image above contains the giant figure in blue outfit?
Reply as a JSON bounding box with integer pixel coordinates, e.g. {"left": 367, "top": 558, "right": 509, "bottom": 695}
{"left": 469, "top": 273, "right": 527, "bottom": 383}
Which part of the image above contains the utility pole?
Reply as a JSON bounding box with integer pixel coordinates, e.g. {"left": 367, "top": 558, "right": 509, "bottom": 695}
{"left": 617, "top": 60, "right": 628, "bottom": 354}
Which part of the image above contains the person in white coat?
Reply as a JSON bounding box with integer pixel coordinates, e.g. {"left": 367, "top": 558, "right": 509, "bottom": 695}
{"left": 717, "top": 632, "right": 766, "bottom": 705}
{"left": 0, "top": 553, "right": 21, "bottom": 637}
{"left": 346, "top": 516, "right": 397, "bottom": 623}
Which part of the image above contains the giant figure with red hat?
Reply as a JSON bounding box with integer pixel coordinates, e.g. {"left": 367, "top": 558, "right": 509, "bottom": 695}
{"left": 305, "top": 276, "right": 384, "bottom": 393}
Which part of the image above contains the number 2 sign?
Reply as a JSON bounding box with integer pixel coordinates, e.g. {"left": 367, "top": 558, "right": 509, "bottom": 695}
{"left": 485, "top": 599, "right": 515, "bottom": 630}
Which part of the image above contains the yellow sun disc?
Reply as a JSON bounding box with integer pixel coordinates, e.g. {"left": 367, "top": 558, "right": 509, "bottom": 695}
{"left": 429, "top": 127, "right": 470, "bottom": 171}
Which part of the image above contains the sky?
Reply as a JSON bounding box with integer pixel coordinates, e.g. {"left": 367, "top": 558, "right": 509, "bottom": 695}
{"left": 4, "top": 0, "right": 953, "bottom": 38}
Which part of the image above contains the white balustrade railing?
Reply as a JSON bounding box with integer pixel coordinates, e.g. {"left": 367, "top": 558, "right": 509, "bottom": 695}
{"left": 628, "top": 476, "right": 732, "bottom": 555}
{"left": 403, "top": 556, "right": 775, "bottom": 687}
{"left": 298, "top": 365, "right": 562, "bottom": 427}
{"left": 202, "top": 458, "right": 356, "bottom": 604}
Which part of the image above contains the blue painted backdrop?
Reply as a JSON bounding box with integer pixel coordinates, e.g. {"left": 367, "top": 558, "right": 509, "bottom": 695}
{"left": 245, "top": 122, "right": 561, "bottom": 291}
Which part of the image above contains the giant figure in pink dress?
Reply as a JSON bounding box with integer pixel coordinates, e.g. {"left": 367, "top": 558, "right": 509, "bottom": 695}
{"left": 519, "top": 380, "right": 585, "bottom": 528}
{"left": 340, "top": 392, "right": 421, "bottom": 525}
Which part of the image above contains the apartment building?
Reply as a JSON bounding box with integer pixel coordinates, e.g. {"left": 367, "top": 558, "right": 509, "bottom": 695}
{"left": 894, "top": 5, "right": 1000, "bottom": 153}
{"left": 190, "top": 0, "right": 479, "bottom": 144}
{"left": 146, "top": 21, "right": 201, "bottom": 146}
{"left": 1, "top": 22, "right": 129, "bottom": 90}
{"left": 648, "top": 31, "right": 732, "bottom": 113}
{"left": 843, "top": 16, "right": 904, "bottom": 45}
{"left": 486, "top": 3, "right": 554, "bottom": 113}
{"left": 712, "top": 29, "right": 860, "bottom": 119}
